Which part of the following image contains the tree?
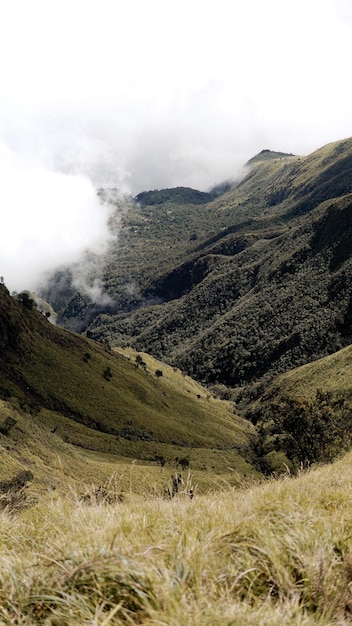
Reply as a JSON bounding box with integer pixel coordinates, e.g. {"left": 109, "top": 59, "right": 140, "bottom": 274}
{"left": 18, "top": 292, "right": 37, "bottom": 310}
{"left": 0, "top": 417, "right": 17, "bottom": 436}
{"left": 272, "top": 390, "right": 351, "bottom": 467}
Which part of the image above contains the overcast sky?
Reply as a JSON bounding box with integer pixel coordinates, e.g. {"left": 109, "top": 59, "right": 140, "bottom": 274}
{"left": 1, "top": 0, "right": 352, "bottom": 292}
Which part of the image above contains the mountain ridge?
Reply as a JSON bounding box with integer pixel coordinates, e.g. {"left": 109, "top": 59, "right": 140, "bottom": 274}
{"left": 56, "top": 138, "right": 352, "bottom": 397}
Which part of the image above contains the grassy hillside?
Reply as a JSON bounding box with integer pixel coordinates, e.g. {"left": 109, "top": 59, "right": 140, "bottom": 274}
{"left": 3, "top": 450, "right": 352, "bottom": 624}
{"left": 265, "top": 137, "right": 352, "bottom": 214}
{"left": 266, "top": 343, "right": 352, "bottom": 399}
{"left": 248, "top": 343, "right": 352, "bottom": 474}
{"left": 0, "top": 283, "right": 258, "bottom": 492}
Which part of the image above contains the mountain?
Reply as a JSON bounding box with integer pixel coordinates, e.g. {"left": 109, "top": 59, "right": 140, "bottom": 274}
{"left": 0, "top": 283, "right": 257, "bottom": 491}
{"left": 43, "top": 137, "right": 352, "bottom": 395}
{"left": 4, "top": 139, "right": 352, "bottom": 624}
{"left": 32, "top": 136, "right": 352, "bottom": 475}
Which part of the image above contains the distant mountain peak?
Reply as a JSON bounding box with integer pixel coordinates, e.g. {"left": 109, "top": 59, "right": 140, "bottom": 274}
{"left": 247, "top": 149, "right": 295, "bottom": 165}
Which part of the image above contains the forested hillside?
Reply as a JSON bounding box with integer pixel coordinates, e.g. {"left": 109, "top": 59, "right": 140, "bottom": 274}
{"left": 42, "top": 138, "right": 352, "bottom": 395}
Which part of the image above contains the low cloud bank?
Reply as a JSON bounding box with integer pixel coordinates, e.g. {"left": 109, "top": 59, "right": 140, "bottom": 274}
{"left": 0, "top": 143, "right": 117, "bottom": 294}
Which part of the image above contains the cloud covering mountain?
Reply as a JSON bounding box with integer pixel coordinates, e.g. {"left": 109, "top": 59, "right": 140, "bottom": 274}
{"left": 1, "top": 0, "right": 352, "bottom": 291}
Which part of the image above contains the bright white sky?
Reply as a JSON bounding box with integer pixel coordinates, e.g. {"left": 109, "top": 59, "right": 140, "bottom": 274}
{"left": 1, "top": 0, "right": 352, "bottom": 292}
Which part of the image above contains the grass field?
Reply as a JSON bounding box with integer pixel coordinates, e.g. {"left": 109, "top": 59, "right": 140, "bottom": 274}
{"left": 2, "top": 451, "right": 352, "bottom": 624}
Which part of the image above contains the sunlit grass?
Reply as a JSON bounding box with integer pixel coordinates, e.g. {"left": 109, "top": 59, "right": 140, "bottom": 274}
{"left": 2, "top": 452, "right": 352, "bottom": 624}
{"left": 275, "top": 343, "right": 352, "bottom": 398}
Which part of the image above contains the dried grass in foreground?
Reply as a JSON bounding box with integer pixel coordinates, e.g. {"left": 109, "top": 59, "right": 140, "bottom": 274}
{"left": 2, "top": 455, "right": 352, "bottom": 624}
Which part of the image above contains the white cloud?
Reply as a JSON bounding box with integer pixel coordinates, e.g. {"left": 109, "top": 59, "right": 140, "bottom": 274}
{"left": 0, "top": 144, "right": 113, "bottom": 292}
{"left": 0, "top": 0, "right": 352, "bottom": 291}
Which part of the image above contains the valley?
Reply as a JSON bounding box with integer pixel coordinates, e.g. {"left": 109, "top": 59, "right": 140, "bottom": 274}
{"left": 2, "top": 137, "right": 352, "bottom": 624}
{"left": 3, "top": 137, "right": 352, "bottom": 488}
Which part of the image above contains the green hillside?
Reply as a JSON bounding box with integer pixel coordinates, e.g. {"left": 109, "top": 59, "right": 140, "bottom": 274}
{"left": 248, "top": 344, "right": 352, "bottom": 473}
{"left": 266, "top": 343, "right": 352, "bottom": 399}
{"left": 0, "top": 283, "right": 257, "bottom": 492}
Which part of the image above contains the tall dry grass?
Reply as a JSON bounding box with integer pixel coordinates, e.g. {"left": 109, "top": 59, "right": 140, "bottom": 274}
{"left": 1, "top": 456, "right": 352, "bottom": 624}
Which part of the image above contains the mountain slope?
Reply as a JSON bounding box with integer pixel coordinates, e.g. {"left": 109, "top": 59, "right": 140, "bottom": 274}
{"left": 0, "top": 284, "right": 257, "bottom": 490}
{"left": 272, "top": 343, "right": 352, "bottom": 398}
{"left": 40, "top": 137, "right": 352, "bottom": 398}
{"left": 246, "top": 342, "right": 352, "bottom": 473}
{"left": 42, "top": 152, "right": 298, "bottom": 329}
{"left": 77, "top": 138, "right": 352, "bottom": 391}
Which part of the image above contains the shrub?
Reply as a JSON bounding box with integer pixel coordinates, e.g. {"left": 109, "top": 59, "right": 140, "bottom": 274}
{"left": 136, "top": 354, "right": 147, "bottom": 369}
{"left": 17, "top": 292, "right": 37, "bottom": 310}
{"left": 103, "top": 366, "right": 113, "bottom": 381}
{"left": 0, "top": 470, "right": 34, "bottom": 512}
{"left": 0, "top": 416, "right": 17, "bottom": 435}
{"left": 178, "top": 457, "right": 190, "bottom": 471}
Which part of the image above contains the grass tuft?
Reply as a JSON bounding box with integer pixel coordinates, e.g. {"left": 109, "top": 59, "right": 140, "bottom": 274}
{"left": 2, "top": 453, "right": 352, "bottom": 623}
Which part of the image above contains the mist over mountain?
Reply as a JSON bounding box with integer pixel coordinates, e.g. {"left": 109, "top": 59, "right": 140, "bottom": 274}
{"left": 2, "top": 1, "right": 352, "bottom": 296}
{"left": 0, "top": 143, "right": 121, "bottom": 294}
{"left": 4, "top": 134, "right": 352, "bottom": 494}
{"left": 41, "top": 137, "right": 352, "bottom": 397}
